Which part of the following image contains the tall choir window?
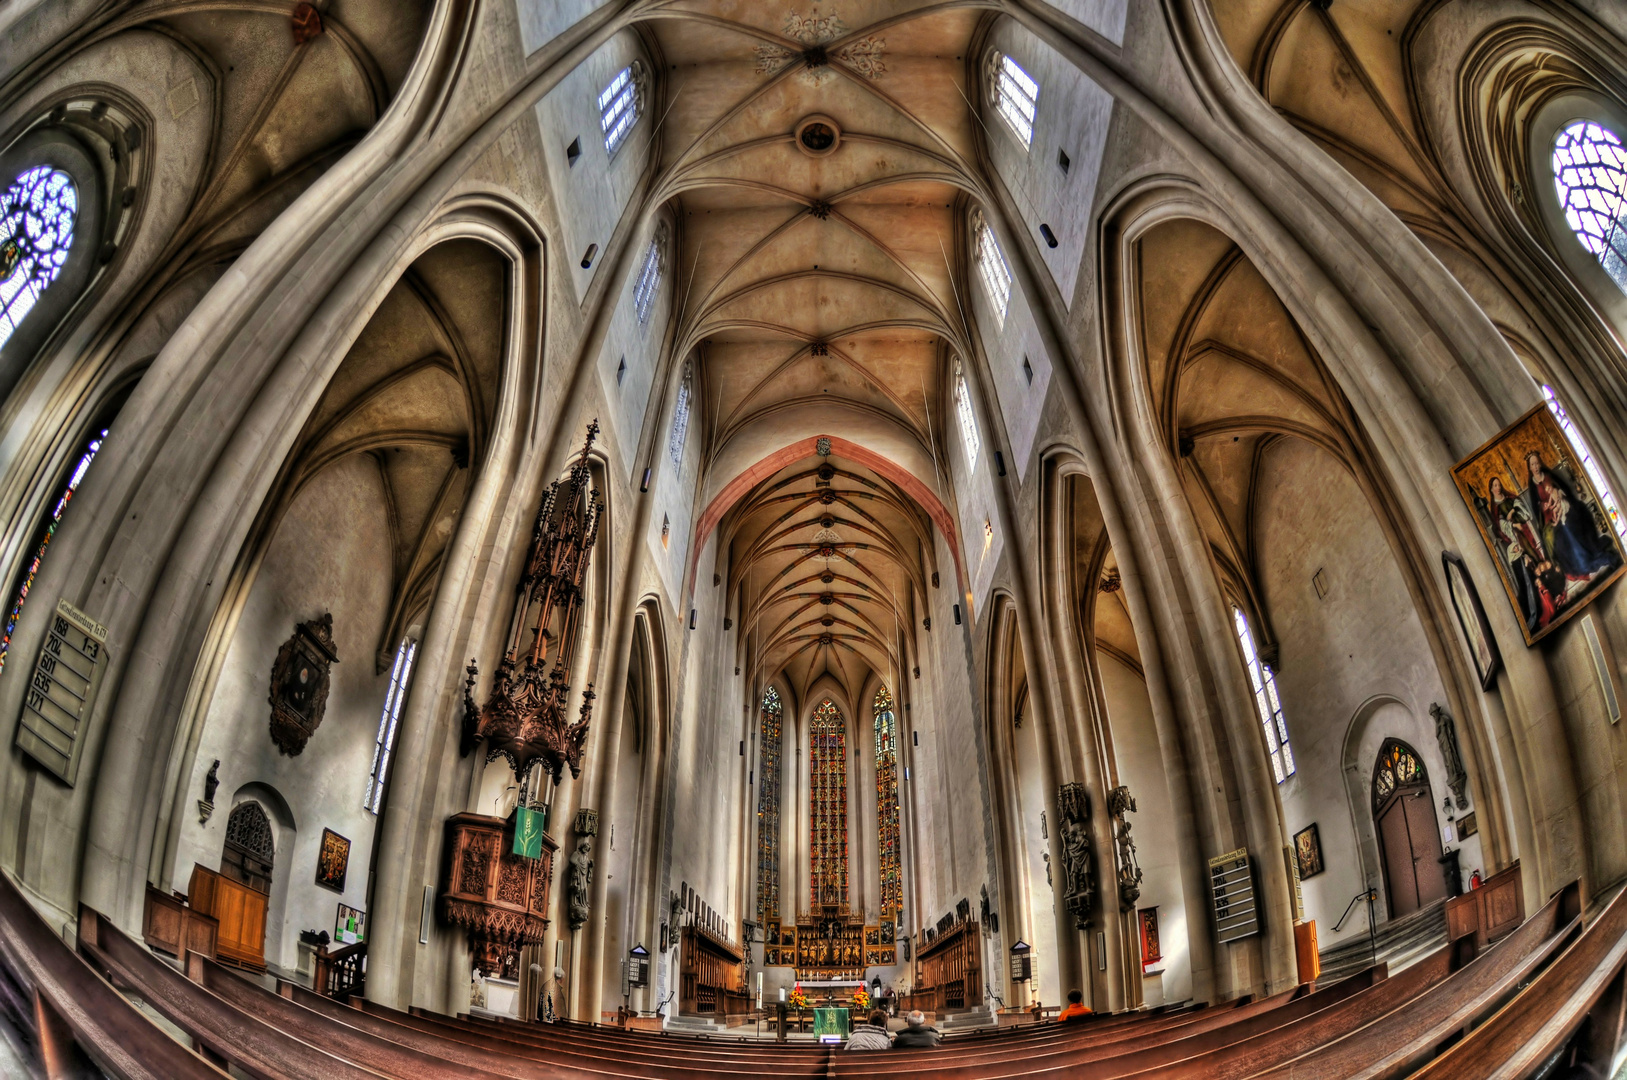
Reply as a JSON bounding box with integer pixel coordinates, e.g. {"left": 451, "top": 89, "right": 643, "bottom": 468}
{"left": 988, "top": 52, "right": 1039, "bottom": 150}
{"left": 633, "top": 227, "right": 665, "bottom": 325}
{"left": 364, "top": 639, "right": 417, "bottom": 813}
{"left": 874, "top": 685, "right": 901, "bottom": 917}
{"left": 0, "top": 166, "right": 78, "bottom": 352}
{"left": 1233, "top": 607, "right": 1294, "bottom": 782}
{"left": 599, "top": 62, "right": 646, "bottom": 158}
{"left": 953, "top": 357, "right": 981, "bottom": 470}
{"left": 1551, "top": 121, "right": 1627, "bottom": 293}
{"left": 1542, "top": 384, "right": 1626, "bottom": 539}
{"left": 755, "top": 686, "right": 783, "bottom": 925}
{"left": 668, "top": 366, "right": 692, "bottom": 469}
{"left": 810, "top": 699, "right": 848, "bottom": 907}
{"left": 0, "top": 425, "right": 105, "bottom": 674}
{"left": 973, "top": 214, "right": 1013, "bottom": 325}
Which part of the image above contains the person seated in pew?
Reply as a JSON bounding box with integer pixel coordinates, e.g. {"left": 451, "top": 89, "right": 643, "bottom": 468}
{"left": 1058, "top": 989, "right": 1093, "bottom": 1022}
{"left": 892, "top": 1010, "right": 941, "bottom": 1048}
{"left": 846, "top": 1009, "right": 893, "bottom": 1050}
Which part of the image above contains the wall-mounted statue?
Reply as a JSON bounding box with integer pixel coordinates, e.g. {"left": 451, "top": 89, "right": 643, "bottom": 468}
{"left": 567, "top": 835, "right": 594, "bottom": 931}
{"left": 1431, "top": 702, "right": 1470, "bottom": 809}
{"left": 267, "top": 613, "right": 338, "bottom": 756}
{"left": 1108, "top": 784, "right": 1144, "bottom": 911}
{"left": 1057, "top": 781, "right": 1094, "bottom": 929}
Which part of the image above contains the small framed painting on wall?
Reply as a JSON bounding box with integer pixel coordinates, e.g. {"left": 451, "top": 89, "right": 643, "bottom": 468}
{"left": 316, "top": 827, "right": 350, "bottom": 892}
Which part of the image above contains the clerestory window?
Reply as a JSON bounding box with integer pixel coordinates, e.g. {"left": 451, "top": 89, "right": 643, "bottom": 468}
{"left": 989, "top": 52, "right": 1039, "bottom": 151}
{"left": 953, "top": 357, "right": 981, "bottom": 471}
{"left": 599, "top": 63, "right": 646, "bottom": 158}
{"left": 1233, "top": 606, "right": 1295, "bottom": 783}
{"left": 364, "top": 639, "right": 417, "bottom": 813}
{"left": 973, "top": 214, "right": 1013, "bottom": 326}
{"left": 1552, "top": 121, "right": 1627, "bottom": 293}
{"left": 0, "top": 166, "right": 78, "bottom": 352}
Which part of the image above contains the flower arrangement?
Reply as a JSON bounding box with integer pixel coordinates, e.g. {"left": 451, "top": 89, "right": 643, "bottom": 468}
{"left": 851, "top": 987, "right": 871, "bottom": 1011}
{"left": 789, "top": 983, "right": 808, "bottom": 1010}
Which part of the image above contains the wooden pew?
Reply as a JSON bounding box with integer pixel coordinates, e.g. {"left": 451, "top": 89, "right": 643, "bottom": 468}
{"left": 0, "top": 870, "right": 226, "bottom": 1080}
{"left": 1408, "top": 881, "right": 1627, "bottom": 1079}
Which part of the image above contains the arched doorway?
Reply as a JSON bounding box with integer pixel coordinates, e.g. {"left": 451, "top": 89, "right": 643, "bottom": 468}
{"left": 1371, "top": 740, "right": 1445, "bottom": 918}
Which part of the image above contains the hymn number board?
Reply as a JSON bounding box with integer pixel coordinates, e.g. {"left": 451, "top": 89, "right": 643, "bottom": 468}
{"left": 1208, "top": 847, "right": 1260, "bottom": 944}
{"left": 16, "top": 598, "right": 108, "bottom": 786}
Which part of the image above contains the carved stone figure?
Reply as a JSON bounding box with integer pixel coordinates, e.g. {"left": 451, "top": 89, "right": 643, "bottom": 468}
{"left": 1432, "top": 702, "right": 1470, "bottom": 809}
{"left": 567, "top": 836, "right": 593, "bottom": 931}
{"left": 1056, "top": 782, "right": 1095, "bottom": 929}
{"left": 1108, "top": 785, "right": 1144, "bottom": 911}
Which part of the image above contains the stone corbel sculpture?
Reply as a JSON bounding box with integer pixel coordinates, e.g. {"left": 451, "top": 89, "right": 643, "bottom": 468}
{"left": 1108, "top": 784, "right": 1144, "bottom": 912}
{"left": 567, "top": 808, "right": 598, "bottom": 931}
{"left": 1431, "top": 703, "right": 1470, "bottom": 810}
{"left": 1056, "top": 782, "right": 1095, "bottom": 930}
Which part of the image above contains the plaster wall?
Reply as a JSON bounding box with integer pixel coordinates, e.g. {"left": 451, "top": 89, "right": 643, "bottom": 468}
{"left": 1098, "top": 653, "right": 1192, "bottom": 1006}
{"left": 595, "top": 218, "right": 673, "bottom": 472}
{"left": 516, "top": 0, "right": 609, "bottom": 57}
{"left": 171, "top": 455, "right": 395, "bottom": 974}
{"left": 1252, "top": 439, "right": 1473, "bottom": 944}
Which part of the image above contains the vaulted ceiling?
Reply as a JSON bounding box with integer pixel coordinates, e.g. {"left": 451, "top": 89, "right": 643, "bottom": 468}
{"left": 649, "top": 2, "right": 981, "bottom": 702}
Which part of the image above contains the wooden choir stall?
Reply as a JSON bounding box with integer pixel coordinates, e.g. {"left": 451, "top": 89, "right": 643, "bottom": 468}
{"left": 904, "top": 917, "right": 980, "bottom": 1013}
{"left": 679, "top": 923, "right": 751, "bottom": 1018}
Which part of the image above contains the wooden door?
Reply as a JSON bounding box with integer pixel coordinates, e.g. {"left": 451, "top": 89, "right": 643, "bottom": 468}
{"left": 1373, "top": 739, "right": 1445, "bottom": 919}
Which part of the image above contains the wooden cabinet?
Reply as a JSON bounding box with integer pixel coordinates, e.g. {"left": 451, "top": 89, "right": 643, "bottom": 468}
{"left": 187, "top": 864, "right": 267, "bottom": 971}
{"left": 906, "top": 919, "right": 980, "bottom": 1012}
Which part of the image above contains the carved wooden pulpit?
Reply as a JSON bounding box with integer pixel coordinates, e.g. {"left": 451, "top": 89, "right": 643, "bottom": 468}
{"left": 438, "top": 812, "right": 557, "bottom": 974}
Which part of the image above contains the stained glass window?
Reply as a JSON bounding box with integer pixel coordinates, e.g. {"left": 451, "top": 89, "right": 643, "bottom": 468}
{"left": 989, "top": 52, "right": 1038, "bottom": 150}
{"left": 810, "top": 699, "right": 848, "bottom": 907}
{"left": 668, "top": 367, "right": 691, "bottom": 469}
{"left": 755, "top": 687, "right": 783, "bottom": 925}
{"left": 874, "top": 685, "right": 902, "bottom": 917}
{"left": 0, "top": 426, "right": 105, "bottom": 674}
{"left": 1232, "top": 606, "right": 1295, "bottom": 783}
{"left": 1372, "top": 739, "right": 1426, "bottom": 813}
{"left": 0, "top": 166, "right": 78, "bottom": 353}
{"left": 1551, "top": 121, "right": 1627, "bottom": 292}
{"left": 599, "top": 63, "right": 646, "bottom": 158}
{"left": 973, "top": 213, "right": 1013, "bottom": 325}
{"left": 364, "top": 639, "right": 417, "bottom": 813}
{"left": 1542, "top": 385, "right": 1626, "bottom": 539}
{"left": 953, "top": 357, "right": 981, "bottom": 471}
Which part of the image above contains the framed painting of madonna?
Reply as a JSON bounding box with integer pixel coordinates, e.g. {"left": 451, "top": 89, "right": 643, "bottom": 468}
{"left": 1451, "top": 403, "right": 1626, "bottom": 645}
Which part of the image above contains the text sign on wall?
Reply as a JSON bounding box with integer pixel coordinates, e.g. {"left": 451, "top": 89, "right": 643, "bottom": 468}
{"left": 15, "top": 598, "right": 107, "bottom": 786}
{"left": 1209, "top": 847, "right": 1260, "bottom": 944}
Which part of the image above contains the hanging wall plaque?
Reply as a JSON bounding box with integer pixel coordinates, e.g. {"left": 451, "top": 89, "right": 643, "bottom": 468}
{"left": 267, "top": 613, "right": 338, "bottom": 756}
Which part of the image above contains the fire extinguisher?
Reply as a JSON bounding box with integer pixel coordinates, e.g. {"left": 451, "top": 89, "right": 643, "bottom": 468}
{"left": 1469, "top": 869, "right": 1482, "bottom": 890}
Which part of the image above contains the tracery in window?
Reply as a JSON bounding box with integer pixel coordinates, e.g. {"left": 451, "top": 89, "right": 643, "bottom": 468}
{"left": 810, "top": 699, "right": 848, "bottom": 907}
{"left": 668, "top": 367, "right": 692, "bottom": 469}
{"left": 1233, "top": 606, "right": 1295, "bottom": 783}
{"left": 365, "top": 639, "right": 417, "bottom": 813}
{"left": 1371, "top": 739, "right": 1427, "bottom": 813}
{"left": 1551, "top": 121, "right": 1627, "bottom": 292}
{"left": 633, "top": 226, "right": 666, "bottom": 325}
{"left": 988, "top": 51, "right": 1038, "bottom": 150}
{"left": 953, "top": 357, "right": 981, "bottom": 470}
{"left": 973, "top": 213, "right": 1013, "bottom": 325}
{"left": 755, "top": 686, "right": 783, "bottom": 926}
{"left": 0, "top": 166, "right": 78, "bottom": 352}
{"left": 1542, "top": 384, "right": 1626, "bottom": 539}
{"left": 599, "top": 62, "right": 647, "bottom": 158}
{"left": 222, "top": 802, "right": 274, "bottom": 894}
{"left": 0, "top": 426, "right": 105, "bottom": 674}
{"left": 874, "top": 685, "right": 901, "bottom": 917}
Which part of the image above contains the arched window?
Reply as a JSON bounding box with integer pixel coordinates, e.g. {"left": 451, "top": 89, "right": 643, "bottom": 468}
{"left": 1371, "top": 739, "right": 1427, "bottom": 814}
{"left": 873, "top": 685, "right": 901, "bottom": 918}
{"left": 599, "top": 62, "right": 647, "bottom": 158}
{"left": 953, "top": 356, "right": 981, "bottom": 470}
{"left": 987, "top": 51, "right": 1038, "bottom": 150}
{"left": 0, "top": 166, "right": 78, "bottom": 352}
{"left": 1551, "top": 121, "right": 1627, "bottom": 292}
{"left": 222, "top": 801, "right": 275, "bottom": 894}
{"left": 810, "top": 699, "right": 848, "bottom": 907}
{"left": 973, "top": 213, "right": 1013, "bottom": 325}
{"left": 0, "top": 425, "right": 106, "bottom": 674}
{"left": 633, "top": 225, "right": 666, "bottom": 325}
{"left": 1232, "top": 606, "right": 1295, "bottom": 782}
{"left": 668, "top": 366, "right": 692, "bottom": 469}
{"left": 755, "top": 686, "right": 783, "bottom": 926}
{"left": 364, "top": 639, "right": 417, "bottom": 813}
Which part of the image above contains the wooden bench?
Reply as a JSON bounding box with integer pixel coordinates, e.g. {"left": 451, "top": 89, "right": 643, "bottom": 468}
{"left": 0, "top": 869, "right": 226, "bottom": 1080}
